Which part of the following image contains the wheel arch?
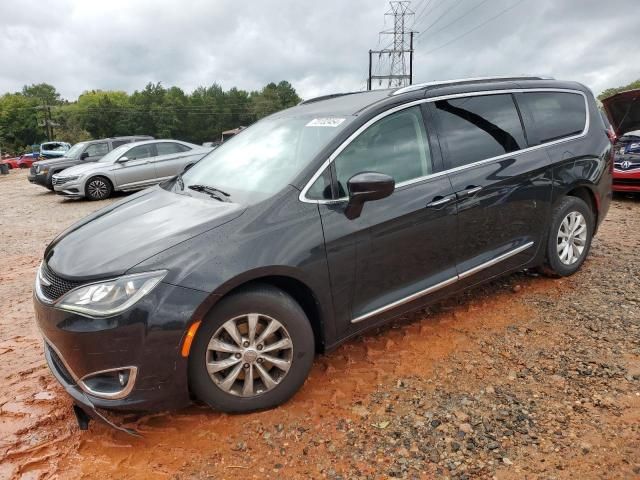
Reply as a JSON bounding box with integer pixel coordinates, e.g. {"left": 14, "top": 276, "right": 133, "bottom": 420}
{"left": 85, "top": 174, "right": 114, "bottom": 197}
{"left": 563, "top": 184, "right": 599, "bottom": 229}
{"left": 195, "top": 270, "right": 328, "bottom": 353}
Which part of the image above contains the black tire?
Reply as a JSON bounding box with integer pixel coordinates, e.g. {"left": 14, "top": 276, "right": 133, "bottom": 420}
{"left": 189, "top": 285, "right": 315, "bottom": 413}
{"left": 541, "top": 196, "right": 594, "bottom": 277}
{"left": 19, "top": 164, "right": 27, "bottom": 169}
{"left": 85, "top": 176, "right": 113, "bottom": 200}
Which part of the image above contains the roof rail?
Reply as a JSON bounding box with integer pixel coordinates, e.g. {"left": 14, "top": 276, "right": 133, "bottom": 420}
{"left": 392, "top": 75, "right": 555, "bottom": 96}
{"left": 299, "top": 92, "right": 361, "bottom": 105}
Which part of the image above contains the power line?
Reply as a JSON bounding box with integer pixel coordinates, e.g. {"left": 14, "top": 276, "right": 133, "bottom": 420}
{"left": 413, "top": 0, "right": 439, "bottom": 26}
{"left": 419, "top": 0, "right": 491, "bottom": 40}
{"left": 416, "top": 0, "right": 464, "bottom": 38}
{"left": 423, "top": 0, "right": 527, "bottom": 54}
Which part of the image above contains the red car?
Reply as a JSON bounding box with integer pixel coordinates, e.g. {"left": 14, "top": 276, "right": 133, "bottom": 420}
{"left": 1, "top": 154, "right": 38, "bottom": 170}
{"left": 602, "top": 89, "right": 640, "bottom": 193}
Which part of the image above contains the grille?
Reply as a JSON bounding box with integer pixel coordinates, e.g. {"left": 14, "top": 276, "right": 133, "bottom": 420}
{"left": 614, "top": 162, "right": 640, "bottom": 171}
{"left": 613, "top": 178, "right": 640, "bottom": 186}
{"left": 39, "top": 262, "right": 82, "bottom": 301}
{"left": 46, "top": 343, "right": 75, "bottom": 384}
{"left": 30, "top": 165, "right": 37, "bottom": 175}
{"left": 52, "top": 177, "right": 67, "bottom": 186}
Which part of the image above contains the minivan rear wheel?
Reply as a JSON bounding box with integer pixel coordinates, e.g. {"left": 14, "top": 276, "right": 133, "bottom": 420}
{"left": 188, "top": 285, "right": 314, "bottom": 413}
{"left": 85, "top": 176, "right": 113, "bottom": 200}
{"left": 542, "top": 196, "right": 594, "bottom": 277}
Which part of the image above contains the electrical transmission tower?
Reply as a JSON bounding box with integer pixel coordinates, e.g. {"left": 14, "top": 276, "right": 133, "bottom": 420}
{"left": 368, "top": 1, "right": 416, "bottom": 90}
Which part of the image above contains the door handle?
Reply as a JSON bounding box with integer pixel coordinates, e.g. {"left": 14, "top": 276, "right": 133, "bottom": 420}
{"left": 456, "top": 185, "right": 482, "bottom": 199}
{"left": 426, "top": 194, "right": 455, "bottom": 208}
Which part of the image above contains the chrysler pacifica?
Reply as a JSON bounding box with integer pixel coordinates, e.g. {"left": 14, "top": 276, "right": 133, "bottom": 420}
{"left": 34, "top": 76, "right": 612, "bottom": 421}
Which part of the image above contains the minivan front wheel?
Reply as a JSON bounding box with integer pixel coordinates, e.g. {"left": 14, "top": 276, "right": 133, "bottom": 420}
{"left": 85, "top": 176, "right": 112, "bottom": 200}
{"left": 543, "top": 196, "right": 594, "bottom": 277}
{"left": 189, "top": 285, "right": 314, "bottom": 412}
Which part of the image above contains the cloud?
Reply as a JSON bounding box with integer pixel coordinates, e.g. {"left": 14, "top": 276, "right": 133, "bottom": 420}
{"left": 0, "top": 0, "right": 637, "bottom": 100}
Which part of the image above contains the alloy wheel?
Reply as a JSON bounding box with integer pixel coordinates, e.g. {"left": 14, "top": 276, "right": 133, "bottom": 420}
{"left": 87, "top": 179, "right": 108, "bottom": 199}
{"left": 206, "top": 313, "right": 293, "bottom": 397}
{"left": 556, "top": 211, "right": 587, "bottom": 265}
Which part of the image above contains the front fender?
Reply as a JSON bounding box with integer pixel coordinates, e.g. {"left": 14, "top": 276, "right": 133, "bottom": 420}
{"left": 133, "top": 187, "right": 337, "bottom": 345}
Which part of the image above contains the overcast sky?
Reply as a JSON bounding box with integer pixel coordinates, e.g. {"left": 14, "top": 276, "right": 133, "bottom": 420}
{"left": 0, "top": 0, "right": 638, "bottom": 101}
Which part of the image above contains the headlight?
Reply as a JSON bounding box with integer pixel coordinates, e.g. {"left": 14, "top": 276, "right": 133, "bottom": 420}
{"left": 58, "top": 176, "right": 79, "bottom": 183}
{"left": 56, "top": 270, "right": 167, "bottom": 317}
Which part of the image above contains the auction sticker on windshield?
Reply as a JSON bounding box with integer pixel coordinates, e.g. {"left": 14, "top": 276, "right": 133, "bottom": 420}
{"left": 306, "top": 117, "right": 346, "bottom": 127}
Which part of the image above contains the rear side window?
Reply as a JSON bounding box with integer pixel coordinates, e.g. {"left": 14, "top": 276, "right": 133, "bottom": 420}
{"left": 125, "top": 144, "right": 155, "bottom": 160}
{"left": 434, "top": 94, "right": 526, "bottom": 169}
{"left": 111, "top": 140, "right": 130, "bottom": 148}
{"left": 518, "top": 92, "right": 586, "bottom": 144}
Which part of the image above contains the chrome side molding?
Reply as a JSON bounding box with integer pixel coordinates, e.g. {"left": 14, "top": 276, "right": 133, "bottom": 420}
{"left": 351, "top": 241, "right": 534, "bottom": 323}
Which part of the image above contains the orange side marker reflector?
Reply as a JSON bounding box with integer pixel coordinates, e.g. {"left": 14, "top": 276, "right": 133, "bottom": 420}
{"left": 181, "top": 321, "right": 202, "bottom": 357}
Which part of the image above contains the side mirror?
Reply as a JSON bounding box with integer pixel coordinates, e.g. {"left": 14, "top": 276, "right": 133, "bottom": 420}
{"left": 80, "top": 152, "right": 89, "bottom": 160}
{"left": 117, "top": 156, "right": 129, "bottom": 163}
{"left": 344, "top": 172, "right": 395, "bottom": 220}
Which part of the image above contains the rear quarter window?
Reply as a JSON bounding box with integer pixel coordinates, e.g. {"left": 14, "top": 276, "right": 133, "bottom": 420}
{"left": 518, "top": 92, "right": 587, "bottom": 144}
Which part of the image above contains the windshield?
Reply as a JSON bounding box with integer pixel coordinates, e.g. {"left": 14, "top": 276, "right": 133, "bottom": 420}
{"left": 98, "top": 143, "right": 131, "bottom": 163}
{"left": 179, "top": 114, "right": 352, "bottom": 203}
{"left": 65, "top": 142, "right": 87, "bottom": 159}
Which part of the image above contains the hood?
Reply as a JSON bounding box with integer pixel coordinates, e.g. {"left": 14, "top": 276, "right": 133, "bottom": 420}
{"left": 34, "top": 155, "right": 78, "bottom": 168}
{"left": 602, "top": 89, "right": 640, "bottom": 136}
{"left": 45, "top": 187, "right": 244, "bottom": 279}
{"left": 55, "top": 162, "right": 103, "bottom": 176}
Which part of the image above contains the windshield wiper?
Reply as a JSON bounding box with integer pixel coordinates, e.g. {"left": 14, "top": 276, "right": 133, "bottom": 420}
{"left": 188, "top": 184, "right": 231, "bottom": 202}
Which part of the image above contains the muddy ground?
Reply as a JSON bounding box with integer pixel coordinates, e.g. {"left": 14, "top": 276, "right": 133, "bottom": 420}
{"left": 0, "top": 169, "right": 638, "bottom": 480}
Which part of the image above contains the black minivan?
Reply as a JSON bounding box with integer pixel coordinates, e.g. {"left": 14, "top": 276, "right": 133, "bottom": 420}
{"left": 34, "top": 76, "right": 612, "bottom": 419}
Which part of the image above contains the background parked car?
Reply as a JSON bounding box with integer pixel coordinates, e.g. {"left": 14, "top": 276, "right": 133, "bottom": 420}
{"left": 52, "top": 139, "right": 212, "bottom": 200}
{"left": 29, "top": 136, "right": 152, "bottom": 190}
{"left": 39, "top": 141, "right": 71, "bottom": 159}
{"left": 1, "top": 152, "right": 43, "bottom": 170}
{"left": 602, "top": 89, "right": 640, "bottom": 193}
{"left": 1, "top": 155, "right": 22, "bottom": 169}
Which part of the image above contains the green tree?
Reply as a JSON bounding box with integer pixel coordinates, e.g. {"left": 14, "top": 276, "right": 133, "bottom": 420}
{"left": 598, "top": 79, "right": 640, "bottom": 101}
{"left": 0, "top": 80, "right": 302, "bottom": 149}
{"left": 75, "top": 90, "right": 131, "bottom": 138}
{"left": 0, "top": 93, "right": 41, "bottom": 154}
{"left": 22, "top": 83, "right": 61, "bottom": 105}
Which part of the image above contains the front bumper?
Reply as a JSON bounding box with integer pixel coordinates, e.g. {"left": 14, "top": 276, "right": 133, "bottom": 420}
{"left": 28, "top": 170, "right": 50, "bottom": 187}
{"left": 612, "top": 168, "right": 640, "bottom": 192}
{"left": 53, "top": 179, "right": 85, "bottom": 198}
{"left": 34, "top": 278, "right": 209, "bottom": 412}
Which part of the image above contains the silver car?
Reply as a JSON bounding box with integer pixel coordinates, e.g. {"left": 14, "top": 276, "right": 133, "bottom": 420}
{"left": 52, "top": 140, "right": 211, "bottom": 200}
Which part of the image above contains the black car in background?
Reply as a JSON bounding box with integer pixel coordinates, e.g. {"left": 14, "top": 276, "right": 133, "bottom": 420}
{"left": 29, "top": 136, "right": 152, "bottom": 190}
{"left": 33, "top": 76, "right": 612, "bottom": 421}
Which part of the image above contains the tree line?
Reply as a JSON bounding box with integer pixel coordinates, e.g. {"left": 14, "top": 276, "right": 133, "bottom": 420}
{"left": 0, "top": 81, "right": 301, "bottom": 155}
{"left": 598, "top": 78, "right": 640, "bottom": 102}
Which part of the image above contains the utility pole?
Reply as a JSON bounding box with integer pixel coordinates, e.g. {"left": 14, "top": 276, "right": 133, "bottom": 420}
{"left": 368, "top": 1, "right": 416, "bottom": 90}
{"left": 37, "top": 102, "right": 57, "bottom": 141}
